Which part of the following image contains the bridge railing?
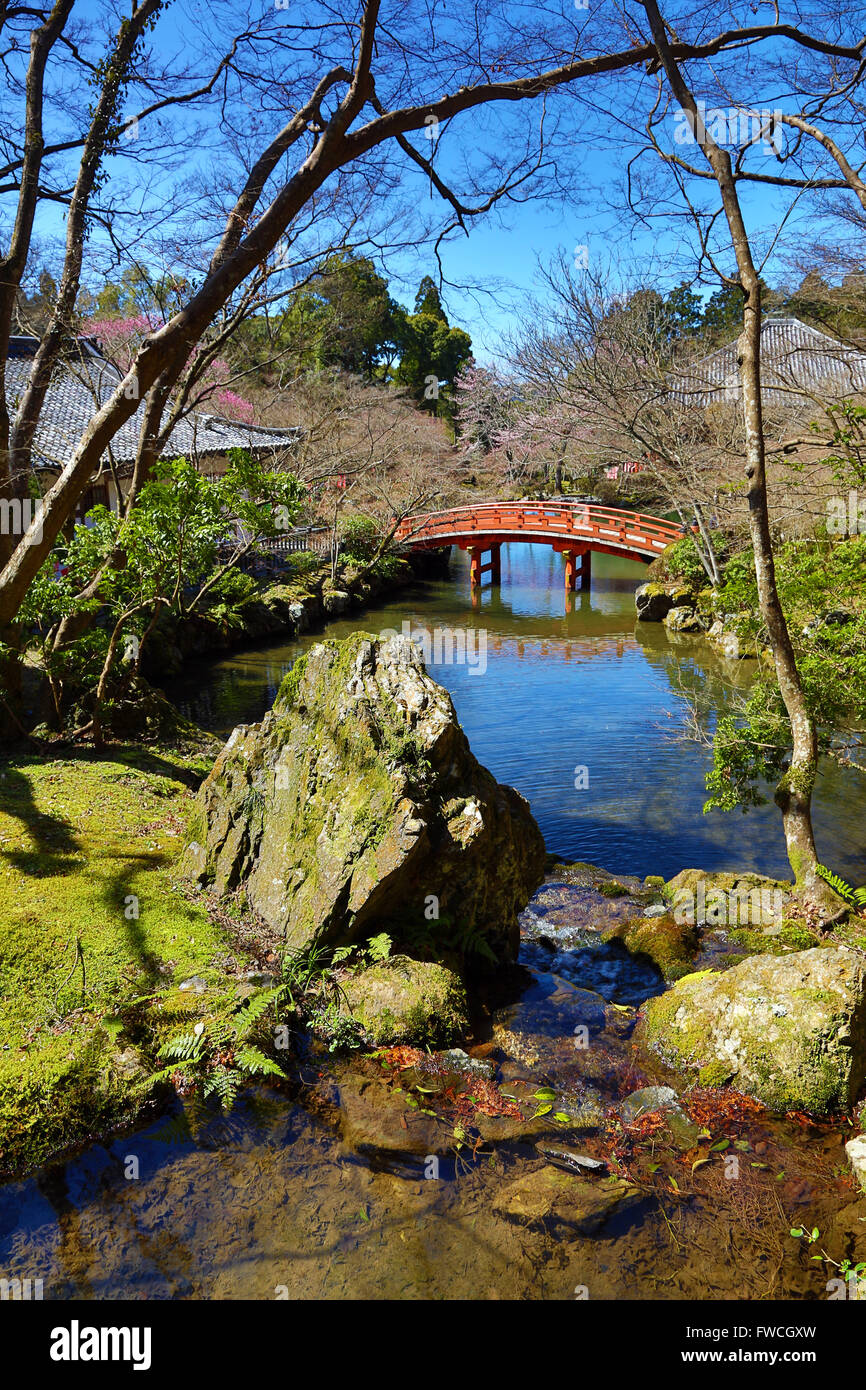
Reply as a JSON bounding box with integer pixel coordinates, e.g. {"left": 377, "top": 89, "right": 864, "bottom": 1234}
{"left": 394, "top": 501, "right": 683, "bottom": 551}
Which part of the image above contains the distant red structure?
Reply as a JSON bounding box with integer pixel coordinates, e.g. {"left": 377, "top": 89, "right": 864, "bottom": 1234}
{"left": 394, "top": 500, "right": 683, "bottom": 592}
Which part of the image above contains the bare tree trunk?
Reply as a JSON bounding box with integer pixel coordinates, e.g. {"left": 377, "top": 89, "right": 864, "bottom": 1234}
{"left": 0, "top": 624, "right": 22, "bottom": 740}
{"left": 693, "top": 502, "right": 720, "bottom": 586}
{"left": 643, "top": 0, "right": 835, "bottom": 908}
{"left": 0, "top": 0, "right": 74, "bottom": 568}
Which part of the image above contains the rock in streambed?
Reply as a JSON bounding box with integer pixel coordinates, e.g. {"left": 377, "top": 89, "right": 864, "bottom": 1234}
{"left": 639, "top": 946, "right": 866, "bottom": 1113}
{"left": 492, "top": 1166, "right": 641, "bottom": 1232}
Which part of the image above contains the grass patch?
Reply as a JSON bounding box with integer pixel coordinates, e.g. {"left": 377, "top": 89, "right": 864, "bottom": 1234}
{"left": 0, "top": 742, "right": 244, "bottom": 1177}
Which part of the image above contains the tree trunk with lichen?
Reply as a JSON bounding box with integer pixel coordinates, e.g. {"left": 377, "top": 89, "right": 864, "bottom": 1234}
{"left": 733, "top": 274, "right": 823, "bottom": 898}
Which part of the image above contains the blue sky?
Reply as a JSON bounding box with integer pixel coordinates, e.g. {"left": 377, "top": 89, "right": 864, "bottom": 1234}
{"left": 357, "top": 93, "right": 838, "bottom": 364}
{"left": 387, "top": 157, "right": 813, "bottom": 364}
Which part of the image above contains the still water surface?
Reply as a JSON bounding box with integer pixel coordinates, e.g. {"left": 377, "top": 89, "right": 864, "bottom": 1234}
{"left": 172, "top": 543, "right": 866, "bottom": 883}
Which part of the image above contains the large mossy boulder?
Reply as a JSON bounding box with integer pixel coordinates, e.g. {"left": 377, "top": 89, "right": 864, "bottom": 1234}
{"left": 183, "top": 633, "right": 545, "bottom": 962}
{"left": 638, "top": 946, "right": 866, "bottom": 1113}
{"left": 340, "top": 955, "right": 468, "bottom": 1046}
{"left": 635, "top": 582, "right": 692, "bottom": 623}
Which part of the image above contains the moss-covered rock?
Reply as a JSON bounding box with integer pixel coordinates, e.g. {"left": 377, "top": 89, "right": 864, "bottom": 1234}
{"left": 664, "top": 868, "right": 792, "bottom": 928}
{"left": 728, "top": 922, "right": 816, "bottom": 956}
{"left": 73, "top": 678, "right": 221, "bottom": 751}
{"left": 706, "top": 620, "right": 761, "bottom": 660}
{"left": 846, "top": 1134, "right": 866, "bottom": 1193}
{"left": 598, "top": 880, "right": 630, "bottom": 899}
{"left": 663, "top": 604, "right": 704, "bottom": 633}
{"left": 638, "top": 947, "right": 866, "bottom": 1113}
{"left": 141, "top": 549, "right": 447, "bottom": 680}
{"left": 183, "top": 633, "right": 546, "bottom": 963}
{"left": 635, "top": 581, "right": 693, "bottom": 623}
{"left": 549, "top": 861, "right": 645, "bottom": 895}
{"left": 602, "top": 912, "right": 699, "bottom": 981}
{"left": 340, "top": 955, "right": 468, "bottom": 1046}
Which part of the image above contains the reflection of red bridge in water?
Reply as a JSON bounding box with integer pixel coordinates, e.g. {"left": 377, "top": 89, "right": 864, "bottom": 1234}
{"left": 456, "top": 632, "right": 634, "bottom": 663}
{"left": 394, "top": 501, "right": 684, "bottom": 593}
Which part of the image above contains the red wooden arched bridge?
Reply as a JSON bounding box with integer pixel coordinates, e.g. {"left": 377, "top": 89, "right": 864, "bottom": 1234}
{"left": 394, "top": 501, "right": 684, "bottom": 592}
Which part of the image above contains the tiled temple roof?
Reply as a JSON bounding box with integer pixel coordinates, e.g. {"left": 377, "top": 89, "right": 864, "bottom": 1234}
{"left": 6, "top": 336, "right": 300, "bottom": 470}
{"left": 672, "top": 316, "right": 866, "bottom": 408}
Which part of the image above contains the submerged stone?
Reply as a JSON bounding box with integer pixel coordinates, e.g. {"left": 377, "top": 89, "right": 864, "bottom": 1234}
{"left": 617, "top": 1085, "right": 699, "bottom": 1149}
{"left": 555, "top": 1085, "right": 611, "bottom": 1132}
{"left": 618, "top": 1085, "right": 679, "bottom": 1123}
{"left": 534, "top": 1143, "right": 606, "bottom": 1173}
{"left": 492, "top": 1166, "right": 640, "bottom": 1232}
{"left": 437, "top": 1048, "right": 495, "bottom": 1079}
{"left": 337, "top": 1072, "right": 441, "bottom": 1157}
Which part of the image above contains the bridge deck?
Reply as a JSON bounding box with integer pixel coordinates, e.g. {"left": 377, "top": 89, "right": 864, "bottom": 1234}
{"left": 395, "top": 501, "right": 683, "bottom": 563}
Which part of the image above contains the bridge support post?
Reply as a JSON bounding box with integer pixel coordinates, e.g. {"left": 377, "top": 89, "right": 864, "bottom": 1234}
{"left": 563, "top": 549, "right": 577, "bottom": 592}
{"left": 469, "top": 545, "right": 482, "bottom": 587}
{"left": 469, "top": 542, "right": 501, "bottom": 588}
{"left": 579, "top": 547, "right": 591, "bottom": 592}
{"left": 562, "top": 546, "right": 591, "bottom": 593}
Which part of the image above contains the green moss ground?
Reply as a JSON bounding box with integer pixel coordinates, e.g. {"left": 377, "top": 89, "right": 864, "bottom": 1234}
{"left": 0, "top": 743, "right": 241, "bottom": 1177}
{"left": 728, "top": 922, "right": 816, "bottom": 955}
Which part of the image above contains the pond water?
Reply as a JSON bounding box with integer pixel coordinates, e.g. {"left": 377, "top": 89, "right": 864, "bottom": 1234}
{"left": 3, "top": 543, "right": 864, "bottom": 1301}
{"left": 171, "top": 543, "right": 866, "bottom": 883}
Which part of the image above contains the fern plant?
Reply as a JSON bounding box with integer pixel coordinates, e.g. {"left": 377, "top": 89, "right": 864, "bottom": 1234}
{"left": 401, "top": 913, "right": 498, "bottom": 967}
{"left": 307, "top": 1002, "right": 365, "bottom": 1052}
{"left": 452, "top": 921, "right": 498, "bottom": 966}
{"left": 332, "top": 932, "right": 393, "bottom": 969}
{"left": 146, "top": 984, "right": 289, "bottom": 1117}
{"left": 815, "top": 863, "right": 866, "bottom": 908}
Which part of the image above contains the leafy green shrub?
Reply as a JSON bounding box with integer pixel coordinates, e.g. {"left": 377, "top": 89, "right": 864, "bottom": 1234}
{"left": 667, "top": 532, "right": 730, "bottom": 587}
{"left": 206, "top": 569, "right": 259, "bottom": 627}
{"left": 369, "top": 552, "right": 403, "bottom": 579}
{"left": 285, "top": 550, "right": 323, "bottom": 577}
{"left": 339, "top": 513, "right": 379, "bottom": 561}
